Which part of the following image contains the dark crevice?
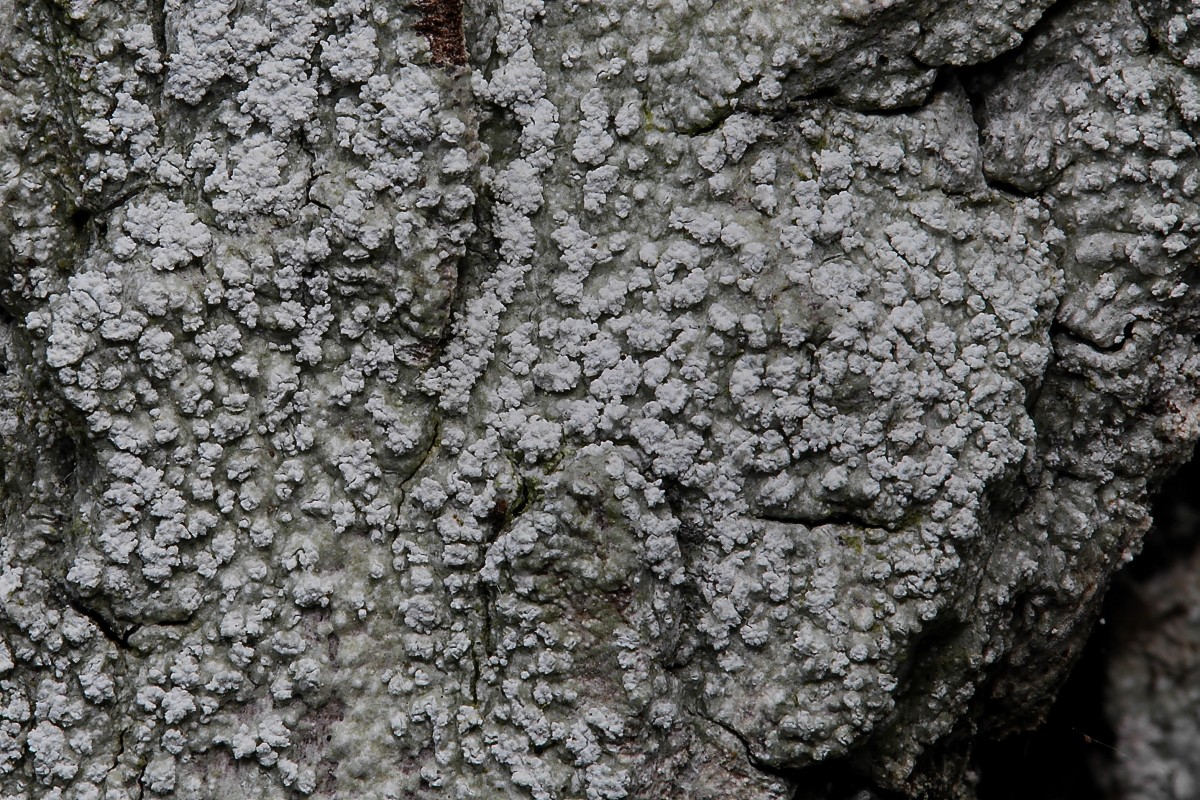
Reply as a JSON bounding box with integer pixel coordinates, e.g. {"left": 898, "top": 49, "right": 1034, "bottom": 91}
{"left": 399, "top": 136, "right": 488, "bottom": 369}
{"left": 957, "top": 69, "right": 1051, "bottom": 198}
{"left": 69, "top": 183, "right": 150, "bottom": 234}
{"left": 974, "top": 442, "right": 1200, "bottom": 798}
{"left": 892, "top": 614, "right": 970, "bottom": 697}
{"left": 790, "top": 86, "right": 842, "bottom": 106}
{"left": 395, "top": 415, "right": 442, "bottom": 496}
{"left": 468, "top": 618, "right": 483, "bottom": 704}
{"left": 953, "top": 0, "right": 1081, "bottom": 198}
{"left": 31, "top": 0, "right": 88, "bottom": 222}
{"left": 134, "top": 756, "right": 148, "bottom": 800}
{"left": 107, "top": 728, "right": 127, "bottom": 782}
{"left": 91, "top": 181, "right": 149, "bottom": 219}
{"left": 1049, "top": 320, "right": 1134, "bottom": 354}
{"left": 979, "top": 172, "right": 1040, "bottom": 199}
{"left": 471, "top": 572, "right": 494, "bottom": 705}
{"left": 56, "top": 584, "right": 140, "bottom": 649}
{"left": 973, "top": 613, "right": 1116, "bottom": 800}
{"left": 151, "top": 0, "right": 168, "bottom": 66}
{"left": 1132, "top": 1, "right": 1172, "bottom": 61}
{"left": 470, "top": 581, "right": 495, "bottom": 703}
{"left": 69, "top": 207, "right": 109, "bottom": 248}
{"left": 771, "top": 84, "right": 950, "bottom": 124}
{"left": 787, "top": 763, "right": 907, "bottom": 800}
{"left": 484, "top": 471, "right": 534, "bottom": 533}
{"left": 771, "top": 0, "right": 1078, "bottom": 126}
{"left": 470, "top": 471, "right": 535, "bottom": 704}
{"left": 69, "top": 206, "right": 95, "bottom": 232}
{"left": 697, "top": 710, "right": 802, "bottom": 785}
{"left": 691, "top": 707, "right": 906, "bottom": 800}
{"left": 960, "top": 0, "right": 1079, "bottom": 84}
{"left": 700, "top": 72, "right": 950, "bottom": 138}
{"left": 839, "top": 94, "right": 947, "bottom": 118}
{"left": 678, "top": 109, "right": 736, "bottom": 138}
{"left": 35, "top": 0, "right": 154, "bottom": 220}
{"left": 672, "top": 91, "right": 934, "bottom": 137}
{"left": 1124, "top": 444, "right": 1200, "bottom": 581}
{"left": 752, "top": 508, "right": 888, "bottom": 531}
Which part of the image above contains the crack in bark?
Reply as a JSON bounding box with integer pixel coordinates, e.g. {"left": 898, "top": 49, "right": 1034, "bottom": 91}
{"left": 470, "top": 471, "right": 535, "bottom": 703}
{"left": 56, "top": 582, "right": 139, "bottom": 649}
{"left": 104, "top": 728, "right": 127, "bottom": 787}
{"left": 1050, "top": 319, "right": 1137, "bottom": 354}
{"left": 752, "top": 508, "right": 890, "bottom": 530}
{"left": 150, "top": 0, "right": 168, "bottom": 71}
{"left": 957, "top": 71, "right": 1060, "bottom": 198}
{"left": 54, "top": 579, "right": 196, "bottom": 649}
{"left": 692, "top": 707, "right": 800, "bottom": 784}
{"left": 71, "top": 182, "right": 150, "bottom": 236}
{"left": 134, "top": 757, "right": 148, "bottom": 800}
{"left": 692, "top": 706, "right": 909, "bottom": 799}
{"left": 394, "top": 413, "right": 441, "bottom": 496}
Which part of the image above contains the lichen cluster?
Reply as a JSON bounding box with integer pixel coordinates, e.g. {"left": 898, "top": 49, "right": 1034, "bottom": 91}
{"left": 0, "top": 0, "right": 1198, "bottom": 798}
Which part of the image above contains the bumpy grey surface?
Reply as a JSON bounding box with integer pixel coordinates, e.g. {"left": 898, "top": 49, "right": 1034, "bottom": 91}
{"left": 1, "top": 0, "right": 1198, "bottom": 797}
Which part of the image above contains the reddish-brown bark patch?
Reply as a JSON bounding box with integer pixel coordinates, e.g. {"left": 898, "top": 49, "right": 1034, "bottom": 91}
{"left": 414, "top": 0, "right": 468, "bottom": 67}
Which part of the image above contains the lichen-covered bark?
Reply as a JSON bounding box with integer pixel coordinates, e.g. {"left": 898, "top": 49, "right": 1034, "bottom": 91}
{"left": 0, "top": 0, "right": 1198, "bottom": 798}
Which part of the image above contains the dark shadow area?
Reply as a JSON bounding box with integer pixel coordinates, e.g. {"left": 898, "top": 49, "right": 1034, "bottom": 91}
{"left": 973, "top": 450, "right": 1200, "bottom": 799}
{"left": 69, "top": 205, "right": 93, "bottom": 231}
{"left": 973, "top": 612, "right": 1116, "bottom": 800}
{"left": 790, "top": 757, "right": 907, "bottom": 800}
{"left": 1123, "top": 449, "right": 1200, "bottom": 583}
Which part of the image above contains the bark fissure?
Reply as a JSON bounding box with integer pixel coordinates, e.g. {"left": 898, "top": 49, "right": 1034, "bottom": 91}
{"left": 57, "top": 585, "right": 139, "bottom": 649}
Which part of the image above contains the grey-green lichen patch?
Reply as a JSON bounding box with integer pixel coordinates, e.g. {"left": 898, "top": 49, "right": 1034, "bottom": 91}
{"left": 953, "top": 0, "right": 1200, "bottom": 747}
{"left": 461, "top": 80, "right": 1062, "bottom": 781}
{"left": 515, "top": 0, "right": 1060, "bottom": 134}
{"left": 2, "top": 0, "right": 1200, "bottom": 797}
{"left": 3, "top": 0, "right": 481, "bottom": 793}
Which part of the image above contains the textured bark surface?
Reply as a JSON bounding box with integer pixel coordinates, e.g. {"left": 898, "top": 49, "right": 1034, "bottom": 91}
{"left": 0, "top": 0, "right": 1198, "bottom": 798}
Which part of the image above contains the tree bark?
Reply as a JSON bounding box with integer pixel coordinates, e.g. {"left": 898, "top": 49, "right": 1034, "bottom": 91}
{"left": 1, "top": 0, "right": 1198, "bottom": 797}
